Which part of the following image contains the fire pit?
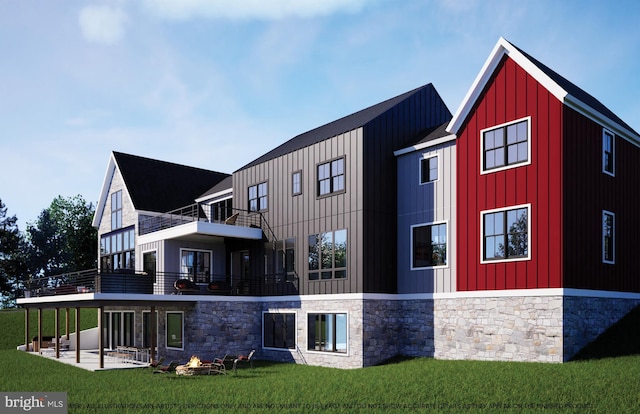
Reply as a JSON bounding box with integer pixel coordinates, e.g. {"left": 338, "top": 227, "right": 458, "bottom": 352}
{"left": 175, "top": 356, "right": 211, "bottom": 375}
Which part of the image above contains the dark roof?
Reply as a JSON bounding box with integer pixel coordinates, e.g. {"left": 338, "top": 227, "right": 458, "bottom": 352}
{"left": 414, "top": 121, "right": 453, "bottom": 146}
{"left": 237, "top": 84, "right": 436, "bottom": 171}
{"left": 113, "top": 152, "right": 230, "bottom": 213}
{"left": 512, "top": 42, "right": 639, "bottom": 136}
{"left": 198, "top": 175, "right": 233, "bottom": 200}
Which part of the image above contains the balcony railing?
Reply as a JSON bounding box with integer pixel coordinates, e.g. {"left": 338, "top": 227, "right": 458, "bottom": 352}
{"left": 138, "top": 205, "right": 265, "bottom": 236}
{"left": 24, "top": 269, "right": 299, "bottom": 298}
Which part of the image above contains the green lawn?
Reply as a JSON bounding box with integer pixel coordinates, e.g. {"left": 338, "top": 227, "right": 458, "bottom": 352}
{"left": 1, "top": 309, "right": 639, "bottom": 413}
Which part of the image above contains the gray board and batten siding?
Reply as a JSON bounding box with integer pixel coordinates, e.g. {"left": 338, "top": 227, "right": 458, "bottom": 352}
{"left": 234, "top": 83, "right": 452, "bottom": 295}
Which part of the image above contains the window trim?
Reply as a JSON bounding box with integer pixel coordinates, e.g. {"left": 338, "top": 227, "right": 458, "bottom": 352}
{"left": 480, "top": 203, "right": 532, "bottom": 264}
{"left": 602, "top": 129, "right": 615, "bottom": 177}
{"left": 306, "top": 311, "right": 349, "bottom": 355}
{"left": 480, "top": 116, "right": 532, "bottom": 175}
{"left": 316, "top": 157, "right": 346, "bottom": 198}
{"left": 248, "top": 181, "right": 268, "bottom": 212}
{"left": 262, "top": 311, "right": 297, "bottom": 351}
{"left": 602, "top": 210, "right": 615, "bottom": 264}
{"left": 410, "top": 221, "right": 448, "bottom": 270}
{"left": 179, "top": 248, "right": 213, "bottom": 284}
{"left": 419, "top": 154, "right": 440, "bottom": 185}
{"left": 111, "top": 190, "right": 123, "bottom": 230}
{"left": 308, "top": 229, "right": 348, "bottom": 281}
{"left": 165, "top": 311, "right": 184, "bottom": 350}
{"left": 292, "top": 170, "right": 302, "bottom": 196}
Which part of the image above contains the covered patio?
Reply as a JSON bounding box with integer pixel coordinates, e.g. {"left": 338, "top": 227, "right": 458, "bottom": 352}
{"left": 29, "top": 348, "right": 150, "bottom": 372}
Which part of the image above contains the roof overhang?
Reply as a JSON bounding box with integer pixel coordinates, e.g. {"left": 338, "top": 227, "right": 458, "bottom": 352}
{"left": 137, "top": 220, "right": 263, "bottom": 244}
{"left": 394, "top": 133, "right": 457, "bottom": 157}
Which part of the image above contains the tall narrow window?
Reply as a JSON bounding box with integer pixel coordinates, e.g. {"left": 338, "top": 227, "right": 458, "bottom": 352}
{"left": 420, "top": 156, "right": 438, "bottom": 184}
{"left": 603, "top": 210, "right": 615, "bottom": 264}
{"left": 143, "top": 251, "right": 157, "bottom": 283}
{"left": 166, "top": 312, "right": 183, "bottom": 349}
{"left": 248, "top": 182, "right": 268, "bottom": 212}
{"left": 412, "top": 222, "right": 447, "bottom": 268}
{"left": 603, "top": 129, "right": 615, "bottom": 176}
{"left": 481, "top": 117, "right": 530, "bottom": 173}
{"left": 481, "top": 205, "right": 530, "bottom": 262}
{"left": 292, "top": 171, "right": 302, "bottom": 196}
{"left": 317, "top": 158, "right": 345, "bottom": 196}
{"left": 111, "top": 190, "right": 122, "bottom": 230}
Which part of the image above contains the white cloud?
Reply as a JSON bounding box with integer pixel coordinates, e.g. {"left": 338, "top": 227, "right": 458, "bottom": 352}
{"left": 78, "top": 5, "right": 128, "bottom": 45}
{"left": 141, "top": 0, "right": 368, "bottom": 20}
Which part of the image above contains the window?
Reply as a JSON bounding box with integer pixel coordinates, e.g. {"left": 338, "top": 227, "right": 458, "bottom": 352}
{"left": 412, "top": 222, "right": 447, "bottom": 269}
{"left": 603, "top": 129, "right": 615, "bottom": 176}
{"left": 143, "top": 251, "right": 157, "bottom": 283}
{"left": 181, "top": 250, "right": 211, "bottom": 283}
{"left": 420, "top": 156, "right": 438, "bottom": 184}
{"left": 317, "top": 158, "right": 345, "bottom": 196}
{"left": 292, "top": 171, "right": 302, "bottom": 196}
{"left": 211, "top": 198, "right": 233, "bottom": 222}
{"left": 166, "top": 312, "right": 183, "bottom": 349}
{"left": 308, "top": 313, "right": 347, "bottom": 353}
{"left": 603, "top": 210, "right": 615, "bottom": 264}
{"left": 481, "top": 117, "right": 530, "bottom": 173}
{"left": 102, "top": 311, "right": 134, "bottom": 349}
{"left": 263, "top": 313, "right": 296, "bottom": 349}
{"left": 100, "top": 226, "right": 135, "bottom": 271}
{"left": 111, "top": 190, "right": 122, "bottom": 230}
{"left": 248, "top": 182, "right": 268, "bottom": 212}
{"left": 308, "top": 229, "right": 347, "bottom": 280}
{"left": 481, "top": 205, "right": 530, "bottom": 262}
{"left": 142, "top": 311, "right": 158, "bottom": 349}
{"left": 276, "top": 238, "right": 296, "bottom": 282}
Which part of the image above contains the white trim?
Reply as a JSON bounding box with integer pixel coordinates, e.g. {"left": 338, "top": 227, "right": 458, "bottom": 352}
{"left": 480, "top": 116, "right": 532, "bottom": 174}
{"left": 165, "top": 311, "right": 184, "bottom": 351}
{"left": 305, "top": 311, "right": 349, "bottom": 356}
{"left": 195, "top": 188, "right": 233, "bottom": 204}
{"left": 419, "top": 153, "right": 440, "bottom": 185}
{"left": 602, "top": 128, "right": 615, "bottom": 177}
{"left": 410, "top": 220, "right": 448, "bottom": 270}
{"left": 480, "top": 203, "right": 532, "bottom": 264}
{"left": 261, "top": 310, "right": 297, "bottom": 352}
{"left": 602, "top": 210, "right": 615, "bottom": 265}
{"left": 394, "top": 134, "right": 456, "bottom": 156}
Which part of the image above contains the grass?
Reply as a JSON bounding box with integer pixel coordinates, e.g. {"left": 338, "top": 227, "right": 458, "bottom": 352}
{"left": 1, "top": 309, "right": 639, "bottom": 413}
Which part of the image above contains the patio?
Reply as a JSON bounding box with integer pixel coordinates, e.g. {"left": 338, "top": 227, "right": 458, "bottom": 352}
{"left": 30, "top": 349, "right": 151, "bottom": 372}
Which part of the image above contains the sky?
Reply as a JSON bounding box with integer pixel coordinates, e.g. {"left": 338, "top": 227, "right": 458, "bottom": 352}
{"left": 2, "top": 0, "right": 640, "bottom": 229}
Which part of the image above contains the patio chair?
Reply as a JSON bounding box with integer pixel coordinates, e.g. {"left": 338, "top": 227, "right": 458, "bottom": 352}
{"left": 233, "top": 350, "right": 255, "bottom": 372}
{"left": 224, "top": 212, "right": 239, "bottom": 225}
{"left": 152, "top": 360, "right": 179, "bottom": 374}
{"left": 149, "top": 357, "right": 166, "bottom": 368}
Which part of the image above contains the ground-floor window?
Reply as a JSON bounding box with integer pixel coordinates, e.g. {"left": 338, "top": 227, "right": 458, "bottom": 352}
{"left": 307, "top": 313, "right": 347, "bottom": 353}
{"left": 263, "top": 312, "right": 295, "bottom": 349}
{"left": 166, "top": 312, "right": 184, "bottom": 349}
{"left": 102, "top": 311, "right": 134, "bottom": 349}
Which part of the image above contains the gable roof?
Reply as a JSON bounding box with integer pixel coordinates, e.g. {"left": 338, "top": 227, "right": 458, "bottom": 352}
{"left": 237, "top": 83, "right": 440, "bottom": 171}
{"left": 93, "top": 152, "right": 229, "bottom": 227}
{"left": 446, "top": 37, "right": 640, "bottom": 145}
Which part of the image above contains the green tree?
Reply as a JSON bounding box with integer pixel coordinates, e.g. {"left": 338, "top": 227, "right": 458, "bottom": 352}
{"left": 27, "top": 195, "right": 97, "bottom": 277}
{"left": 0, "top": 199, "right": 29, "bottom": 307}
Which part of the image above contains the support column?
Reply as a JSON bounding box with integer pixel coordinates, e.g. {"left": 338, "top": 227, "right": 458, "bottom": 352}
{"left": 98, "top": 306, "right": 104, "bottom": 369}
{"left": 75, "top": 307, "right": 81, "bottom": 363}
{"left": 24, "top": 308, "right": 30, "bottom": 352}
{"left": 150, "top": 306, "right": 157, "bottom": 364}
{"left": 65, "top": 308, "right": 70, "bottom": 340}
{"left": 37, "top": 308, "right": 42, "bottom": 354}
{"left": 55, "top": 307, "right": 60, "bottom": 359}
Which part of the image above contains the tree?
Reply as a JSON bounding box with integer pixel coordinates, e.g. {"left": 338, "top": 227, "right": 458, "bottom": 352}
{"left": 27, "top": 195, "right": 97, "bottom": 278}
{"left": 0, "top": 199, "right": 28, "bottom": 306}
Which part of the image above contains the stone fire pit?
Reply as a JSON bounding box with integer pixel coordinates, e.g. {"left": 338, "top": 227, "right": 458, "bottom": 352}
{"left": 175, "top": 355, "right": 212, "bottom": 375}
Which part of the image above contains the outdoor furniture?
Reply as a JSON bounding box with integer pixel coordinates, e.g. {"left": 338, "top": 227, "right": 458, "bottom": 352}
{"left": 174, "top": 279, "right": 199, "bottom": 294}
{"left": 149, "top": 357, "right": 166, "bottom": 368}
{"left": 233, "top": 350, "right": 255, "bottom": 372}
{"left": 153, "top": 361, "right": 179, "bottom": 374}
{"left": 224, "top": 213, "right": 239, "bottom": 225}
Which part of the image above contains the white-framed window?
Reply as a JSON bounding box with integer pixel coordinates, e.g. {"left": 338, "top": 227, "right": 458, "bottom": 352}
{"left": 263, "top": 312, "right": 296, "bottom": 350}
{"left": 411, "top": 221, "right": 447, "bottom": 269}
{"left": 180, "top": 249, "right": 212, "bottom": 283}
{"left": 307, "top": 312, "right": 348, "bottom": 354}
{"left": 481, "top": 204, "right": 531, "bottom": 263}
{"left": 603, "top": 210, "right": 615, "bottom": 264}
{"left": 111, "top": 190, "right": 123, "bottom": 230}
{"left": 292, "top": 171, "right": 302, "bottom": 196}
{"left": 480, "top": 116, "right": 531, "bottom": 174}
{"left": 603, "top": 129, "right": 615, "bottom": 176}
{"left": 420, "top": 154, "right": 439, "bottom": 184}
{"left": 249, "top": 182, "right": 268, "bottom": 212}
{"left": 166, "top": 311, "right": 184, "bottom": 350}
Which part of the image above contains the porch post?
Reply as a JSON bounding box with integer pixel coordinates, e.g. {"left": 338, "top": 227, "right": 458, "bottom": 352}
{"left": 65, "top": 308, "right": 70, "bottom": 340}
{"left": 98, "top": 306, "right": 104, "bottom": 369}
{"left": 75, "top": 307, "right": 80, "bottom": 363}
{"left": 150, "top": 306, "right": 157, "bottom": 364}
{"left": 54, "top": 307, "right": 60, "bottom": 359}
{"left": 24, "top": 308, "right": 30, "bottom": 352}
{"left": 37, "top": 308, "right": 42, "bottom": 354}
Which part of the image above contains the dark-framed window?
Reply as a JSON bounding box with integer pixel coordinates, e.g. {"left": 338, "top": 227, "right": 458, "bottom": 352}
{"left": 180, "top": 249, "right": 211, "bottom": 283}
{"left": 277, "top": 238, "right": 296, "bottom": 282}
{"left": 317, "top": 158, "right": 345, "bottom": 196}
{"left": 100, "top": 226, "right": 135, "bottom": 272}
{"left": 603, "top": 210, "right": 615, "bottom": 264}
{"left": 166, "top": 312, "right": 183, "bottom": 349}
{"left": 412, "top": 222, "right": 447, "bottom": 269}
{"left": 143, "top": 251, "right": 157, "bottom": 283}
{"left": 292, "top": 171, "right": 302, "bottom": 196}
{"left": 420, "top": 155, "right": 438, "bottom": 184}
{"left": 263, "top": 312, "right": 295, "bottom": 349}
{"left": 482, "top": 118, "right": 530, "bottom": 173}
{"left": 482, "top": 205, "right": 530, "bottom": 262}
{"left": 308, "top": 313, "right": 347, "bottom": 353}
{"left": 308, "top": 229, "right": 347, "bottom": 280}
{"left": 603, "top": 129, "right": 615, "bottom": 176}
{"left": 142, "top": 311, "right": 158, "bottom": 349}
{"left": 211, "top": 198, "right": 233, "bottom": 222}
{"left": 248, "top": 182, "right": 268, "bottom": 212}
{"left": 111, "top": 190, "right": 122, "bottom": 230}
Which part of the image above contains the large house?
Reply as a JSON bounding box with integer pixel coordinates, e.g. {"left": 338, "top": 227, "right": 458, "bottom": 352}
{"left": 19, "top": 38, "right": 640, "bottom": 367}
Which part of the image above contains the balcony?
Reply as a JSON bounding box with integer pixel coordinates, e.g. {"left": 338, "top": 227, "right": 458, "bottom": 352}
{"left": 23, "top": 269, "right": 299, "bottom": 298}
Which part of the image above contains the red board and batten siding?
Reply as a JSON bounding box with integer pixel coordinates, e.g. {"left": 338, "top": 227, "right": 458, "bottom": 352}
{"left": 456, "top": 56, "right": 564, "bottom": 291}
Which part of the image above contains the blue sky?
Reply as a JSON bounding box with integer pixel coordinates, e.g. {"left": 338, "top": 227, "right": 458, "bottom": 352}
{"left": 2, "top": 0, "right": 640, "bottom": 228}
